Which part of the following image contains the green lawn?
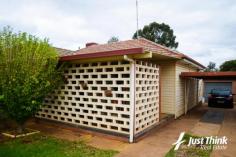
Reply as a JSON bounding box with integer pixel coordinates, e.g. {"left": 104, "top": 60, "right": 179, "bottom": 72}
{"left": 0, "top": 134, "right": 118, "bottom": 157}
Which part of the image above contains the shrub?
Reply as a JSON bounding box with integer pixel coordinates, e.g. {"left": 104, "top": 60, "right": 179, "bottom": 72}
{"left": 0, "top": 26, "right": 63, "bottom": 133}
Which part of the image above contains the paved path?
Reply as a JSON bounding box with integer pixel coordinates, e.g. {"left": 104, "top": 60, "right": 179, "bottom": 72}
{"left": 116, "top": 107, "right": 205, "bottom": 157}
{"left": 27, "top": 105, "right": 236, "bottom": 157}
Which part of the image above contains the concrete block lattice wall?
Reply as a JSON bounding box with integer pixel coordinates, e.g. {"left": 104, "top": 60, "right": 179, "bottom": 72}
{"left": 37, "top": 60, "right": 159, "bottom": 139}
{"left": 135, "top": 61, "right": 159, "bottom": 134}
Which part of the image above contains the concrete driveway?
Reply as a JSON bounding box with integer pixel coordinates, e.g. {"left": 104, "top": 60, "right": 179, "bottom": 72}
{"left": 210, "top": 107, "right": 236, "bottom": 157}
{"left": 116, "top": 105, "right": 236, "bottom": 157}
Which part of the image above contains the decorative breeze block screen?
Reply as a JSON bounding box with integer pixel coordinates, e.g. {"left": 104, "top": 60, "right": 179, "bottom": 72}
{"left": 37, "top": 60, "right": 160, "bottom": 137}
{"left": 37, "top": 61, "right": 131, "bottom": 135}
{"left": 135, "top": 61, "right": 159, "bottom": 134}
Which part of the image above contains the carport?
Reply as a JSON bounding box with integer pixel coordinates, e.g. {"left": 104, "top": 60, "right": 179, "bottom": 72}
{"left": 180, "top": 72, "right": 236, "bottom": 103}
{"left": 180, "top": 72, "right": 236, "bottom": 157}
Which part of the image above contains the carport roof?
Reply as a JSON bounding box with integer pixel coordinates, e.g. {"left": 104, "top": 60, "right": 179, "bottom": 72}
{"left": 181, "top": 72, "right": 236, "bottom": 79}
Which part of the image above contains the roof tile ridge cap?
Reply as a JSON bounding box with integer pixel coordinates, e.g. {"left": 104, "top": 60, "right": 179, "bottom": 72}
{"left": 94, "top": 38, "right": 139, "bottom": 47}
{"left": 72, "top": 44, "right": 104, "bottom": 55}
{"left": 73, "top": 38, "right": 142, "bottom": 54}
{"left": 54, "top": 47, "right": 75, "bottom": 57}
{"left": 72, "top": 42, "right": 104, "bottom": 55}
{"left": 54, "top": 47, "right": 74, "bottom": 52}
{"left": 135, "top": 38, "right": 150, "bottom": 51}
{"left": 74, "top": 38, "right": 138, "bottom": 50}
{"left": 138, "top": 38, "right": 183, "bottom": 56}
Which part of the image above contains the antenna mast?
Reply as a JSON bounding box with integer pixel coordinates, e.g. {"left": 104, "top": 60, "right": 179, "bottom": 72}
{"left": 136, "top": 0, "right": 139, "bottom": 38}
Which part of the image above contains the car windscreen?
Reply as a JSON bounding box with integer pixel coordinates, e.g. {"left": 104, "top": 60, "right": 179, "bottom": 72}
{"left": 211, "top": 89, "right": 231, "bottom": 96}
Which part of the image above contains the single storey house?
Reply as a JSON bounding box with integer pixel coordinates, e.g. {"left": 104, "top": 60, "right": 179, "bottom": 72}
{"left": 36, "top": 38, "right": 205, "bottom": 142}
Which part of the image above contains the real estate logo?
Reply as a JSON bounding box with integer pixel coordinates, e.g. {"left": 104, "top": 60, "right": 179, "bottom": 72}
{"left": 172, "top": 132, "right": 185, "bottom": 150}
{"left": 173, "top": 132, "right": 228, "bottom": 151}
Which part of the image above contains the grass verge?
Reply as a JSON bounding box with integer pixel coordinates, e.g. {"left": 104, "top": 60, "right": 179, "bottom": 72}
{"left": 0, "top": 134, "right": 118, "bottom": 157}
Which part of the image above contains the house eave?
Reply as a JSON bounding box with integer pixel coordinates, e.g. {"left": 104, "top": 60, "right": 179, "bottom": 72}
{"left": 59, "top": 47, "right": 144, "bottom": 61}
{"left": 182, "top": 56, "right": 206, "bottom": 69}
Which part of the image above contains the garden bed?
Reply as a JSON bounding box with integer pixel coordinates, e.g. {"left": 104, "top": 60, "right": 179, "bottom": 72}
{"left": 2, "top": 128, "right": 40, "bottom": 138}
{"left": 0, "top": 134, "right": 118, "bottom": 157}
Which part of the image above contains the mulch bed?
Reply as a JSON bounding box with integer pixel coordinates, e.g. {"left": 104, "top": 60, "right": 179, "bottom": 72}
{"left": 4, "top": 129, "right": 32, "bottom": 135}
{"left": 2, "top": 128, "right": 40, "bottom": 138}
{"left": 0, "top": 119, "right": 39, "bottom": 139}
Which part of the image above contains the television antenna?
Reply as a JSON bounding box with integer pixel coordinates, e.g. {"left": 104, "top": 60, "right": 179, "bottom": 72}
{"left": 136, "top": 0, "right": 139, "bottom": 38}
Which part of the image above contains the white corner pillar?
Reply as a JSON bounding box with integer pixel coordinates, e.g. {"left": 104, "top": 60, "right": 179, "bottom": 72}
{"left": 129, "top": 61, "right": 136, "bottom": 143}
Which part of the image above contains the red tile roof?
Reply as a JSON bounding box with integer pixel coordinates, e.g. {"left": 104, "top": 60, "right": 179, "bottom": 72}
{"left": 55, "top": 47, "right": 73, "bottom": 56}
{"left": 60, "top": 38, "right": 205, "bottom": 68}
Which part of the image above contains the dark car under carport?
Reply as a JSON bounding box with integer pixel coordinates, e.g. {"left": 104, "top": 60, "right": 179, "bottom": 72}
{"left": 180, "top": 72, "right": 236, "bottom": 104}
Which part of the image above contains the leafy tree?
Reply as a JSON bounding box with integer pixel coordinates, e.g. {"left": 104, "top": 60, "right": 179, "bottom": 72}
{"left": 108, "top": 36, "right": 119, "bottom": 43}
{"left": 133, "top": 22, "right": 179, "bottom": 49}
{"left": 0, "top": 27, "right": 63, "bottom": 133}
{"left": 220, "top": 60, "right": 236, "bottom": 71}
{"left": 204, "top": 62, "right": 218, "bottom": 72}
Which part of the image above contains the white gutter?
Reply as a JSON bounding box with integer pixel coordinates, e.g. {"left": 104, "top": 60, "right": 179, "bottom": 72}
{"left": 124, "top": 55, "right": 135, "bottom": 143}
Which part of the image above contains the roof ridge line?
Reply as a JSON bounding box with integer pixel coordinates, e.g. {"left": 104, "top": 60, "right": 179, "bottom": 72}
{"left": 138, "top": 38, "right": 183, "bottom": 55}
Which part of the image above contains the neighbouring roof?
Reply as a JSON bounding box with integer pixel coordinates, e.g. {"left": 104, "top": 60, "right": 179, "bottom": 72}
{"left": 181, "top": 72, "right": 236, "bottom": 79}
{"left": 55, "top": 47, "right": 74, "bottom": 56}
{"left": 60, "top": 38, "right": 205, "bottom": 69}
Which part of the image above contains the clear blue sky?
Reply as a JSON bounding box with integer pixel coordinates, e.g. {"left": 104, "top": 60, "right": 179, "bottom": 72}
{"left": 0, "top": 0, "right": 235, "bottom": 66}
